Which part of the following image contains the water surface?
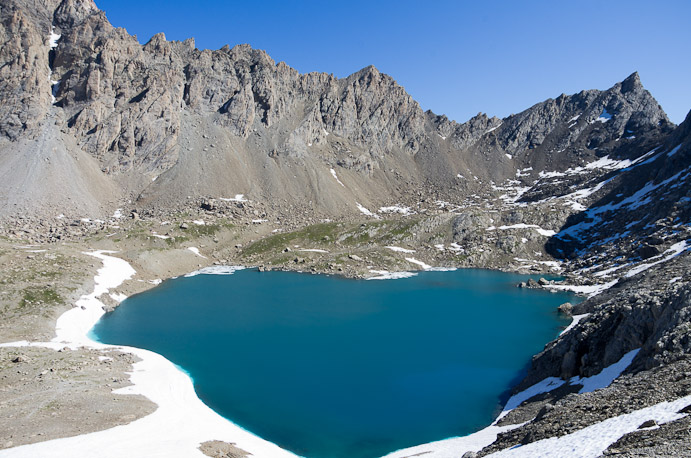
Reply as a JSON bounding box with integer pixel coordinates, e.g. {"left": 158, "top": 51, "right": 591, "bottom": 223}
{"left": 91, "top": 268, "right": 577, "bottom": 458}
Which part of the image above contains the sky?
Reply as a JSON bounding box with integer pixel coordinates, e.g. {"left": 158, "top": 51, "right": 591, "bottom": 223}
{"left": 95, "top": 0, "right": 691, "bottom": 124}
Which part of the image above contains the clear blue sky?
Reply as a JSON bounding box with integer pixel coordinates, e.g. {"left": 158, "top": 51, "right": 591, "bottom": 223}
{"left": 95, "top": 0, "right": 691, "bottom": 124}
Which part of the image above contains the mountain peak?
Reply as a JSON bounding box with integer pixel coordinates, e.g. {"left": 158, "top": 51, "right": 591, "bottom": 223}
{"left": 620, "top": 71, "right": 642, "bottom": 93}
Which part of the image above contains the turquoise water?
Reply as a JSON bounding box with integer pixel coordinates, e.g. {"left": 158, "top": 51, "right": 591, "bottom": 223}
{"left": 91, "top": 268, "right": 577, "bottom": 458}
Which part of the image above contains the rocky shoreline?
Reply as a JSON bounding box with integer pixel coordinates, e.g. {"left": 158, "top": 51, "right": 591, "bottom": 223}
{"left": 1, "top": 204, "right": 689, "bottom": 456}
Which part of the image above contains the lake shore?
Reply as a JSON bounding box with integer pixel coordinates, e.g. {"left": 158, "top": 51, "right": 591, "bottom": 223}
{"left": 0, "top": 243, "right": 577, "bottom": 458}
{"left": 0, "top": 250, "right": 298, "bottom": 458}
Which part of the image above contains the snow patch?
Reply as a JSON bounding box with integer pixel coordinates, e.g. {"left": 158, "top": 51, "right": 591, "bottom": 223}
{"left": 569, "top": 349, "right": 639, "bottom": 394}
{"left": 486, "top": 394, "right": 691, "bottom": 458}
{"left": 187, "top": 247, "right": 206, "bottom": 259}
{"left": 625, "top": 240, "right": 690, "bottom": 278}
{"left": 546, "top": 280, "right": 618, "bottom": 298}
{"left": 487, "top": 224, "right": 555, "bottom": 237}
{"left": 356, "top": 202, "right": 380, "bottom": 219}
{"left": 379, "top": 205, "right": 414, "bottom": 216}
{"left": 219, "top": 194, "right": 248, "bottom": 202}
{"left": 385, "top": 246, "right": 416, "bottom": 254}
{"left": 485, "top": 122, "right": 502, "bottom": 134}
{"left": 184, "top": 266, "right": 245, "bottom": 278}
{"left": 49, "top": 28, "right": 61, "bottom": 49}
{"left": 109, "top": 292, "right": 128, "bottom": 303}
{"left": 405, "top": 257, "right": 432, "bottom": 270}
{"left": 561, "top": 314, "right": 589, "bottom": 335}
{"left": 366, "top": 270, "right": 418, "bottom": 280}
{"left": 330, "top": 168, "right": 345, "bottom": 187}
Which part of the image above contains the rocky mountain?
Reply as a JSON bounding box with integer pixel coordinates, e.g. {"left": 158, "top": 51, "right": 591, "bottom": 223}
{"left": 1, "top": 0, "right": 690, "bottom": 456}
{"left": 0, "top": 0, "right": 674, "bottom": 224}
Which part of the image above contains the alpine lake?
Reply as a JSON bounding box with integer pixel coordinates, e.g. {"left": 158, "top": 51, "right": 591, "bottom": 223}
{"left": 90, "top": 267, "right": 579, "bottom": 458}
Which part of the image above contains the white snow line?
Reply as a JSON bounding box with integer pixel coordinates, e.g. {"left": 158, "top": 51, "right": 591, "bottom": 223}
{"left": 560, "top": 314, "right": 589, "bottom": 335}
{"left": 49, "top": 28, "right": 61, "bottom": 49}
{"left": 569, "top": 349, "right": 640, "bottom": 394}
{"left": 388, "top": 348, "right": 644, "bottom": 458}
{"left": 405, "top": 257, "right": 432, "bottom": 270}
{"left": 625, "top": 240, "right": 690, "bottom": 278}
{"left": 187, "top": 247, "right": 207, "bottom": 259}
{"left": 356, "top": 202, "right": 380, "bottom": 219}
{"left": 498, "top": 377, "right": 566, "bottom": 419}
{"left": 192, "top": 220, "right": 206, "bottom": 226}
{"left": 378, "top": 205, "right": 415, "bottom": 216}
{"left": 383, "top": 422, "right": 526, "bottom": 458}
{"left": 297, "top": 249, "right": 329, "bottom": 253}
{"left": 330, "top": 168, "right": 345, "bottom": 187}
{"left": 366, "top": 270, "right": 418, "bottom": 280}
{"left": 184, "top": 266, "right": 245, "bottom": 278}
{"left": 385, "top": 246, "right": 416, "bottom": 254}
{"left": 0, "top": 254, "right": 296, "bottom": 458}
{"left": 485, "top": 122, "right": 502, "bottom": 134}
{"left": 218, "top": 194, "right": 248, "bottom": 202}
{"left": 487, "top": 224, "right": 556, "bottom": 237}
{"left": 545, "top": 280, "right": 617, "bottom": 298}
{"left": 485, "top": 394, "right": 691, "bottom": 458}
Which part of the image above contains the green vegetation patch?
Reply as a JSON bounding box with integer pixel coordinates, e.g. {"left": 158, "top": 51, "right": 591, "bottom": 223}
{"left": 19, "top": 287, "right": 64, "bottom": 309}
{"left": 242, "top": 218, "right": 423, "bottom": 259}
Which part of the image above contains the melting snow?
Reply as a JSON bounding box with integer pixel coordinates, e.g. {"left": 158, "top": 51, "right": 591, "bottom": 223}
{"left": 561, "top": 314, "right": 589, "bottom": 335}
{"left": 356, "top": 202, "right": 380, "bottom": 219}
{"left": 487, "top": 394, "right": 690, "bottom": 458}
{"left": 485, "top": 123, "right": 502, "bottom": 134}
{"left": 379, "top": 205, "right": 414, "bottom": 216}
{"left": 487, "top": 224, "right": 556, "bottom": 237}
{"left": 187, "top": 247, "right": 206, "bottom": 259}
{"left": 625, "top": 240, "right": 690, "bottom": 277}
{"left": 184, "top": 266, "right": 245, "bottom": 277}
{"left": 387, "top": 348, "right": 643, "bottom": 458}
{"left": 366, "top": 270, "right": 417, "bottom": 280}
{"left": 385, "top": 246, "right": 416, "bottom": 254}
{"left": 219, "top": 194, "right": 248, "bottom": 202}
{"left": 546, "top": 280, "right": 618, "bottom": 298}
{"left": 405, "top": 257, "right": 432, "bottom": 270}
{"left": 330, "top": 168, "right": 345, "bottom": 187}
{"left": 49, "top": 28, "right": 61, "bottom": 49}
{"left": 569, "top": 349, "right": 639, "bottom": 394}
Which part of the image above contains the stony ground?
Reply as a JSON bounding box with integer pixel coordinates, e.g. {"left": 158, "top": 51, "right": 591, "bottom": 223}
{"left": 0, "top": 206, "right": 689, "bottom": 457}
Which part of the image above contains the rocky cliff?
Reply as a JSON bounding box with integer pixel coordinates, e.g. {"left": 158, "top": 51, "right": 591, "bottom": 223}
{"left": 0, "top": 0, "right": 674, "bottom": 223}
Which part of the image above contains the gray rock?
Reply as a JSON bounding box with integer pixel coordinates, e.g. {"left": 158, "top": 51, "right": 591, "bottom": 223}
{"left": 558, "top": 302, "right": 573, "bottom": 315}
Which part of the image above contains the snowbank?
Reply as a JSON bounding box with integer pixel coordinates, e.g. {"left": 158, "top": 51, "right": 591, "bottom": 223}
{"left": 0, "top": 252, "right": 296, "bottom": 458}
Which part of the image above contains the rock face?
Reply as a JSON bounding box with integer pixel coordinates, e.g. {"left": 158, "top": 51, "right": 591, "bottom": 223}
{"left": 0, "top": 0, "right": 675, "bottom": 222}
